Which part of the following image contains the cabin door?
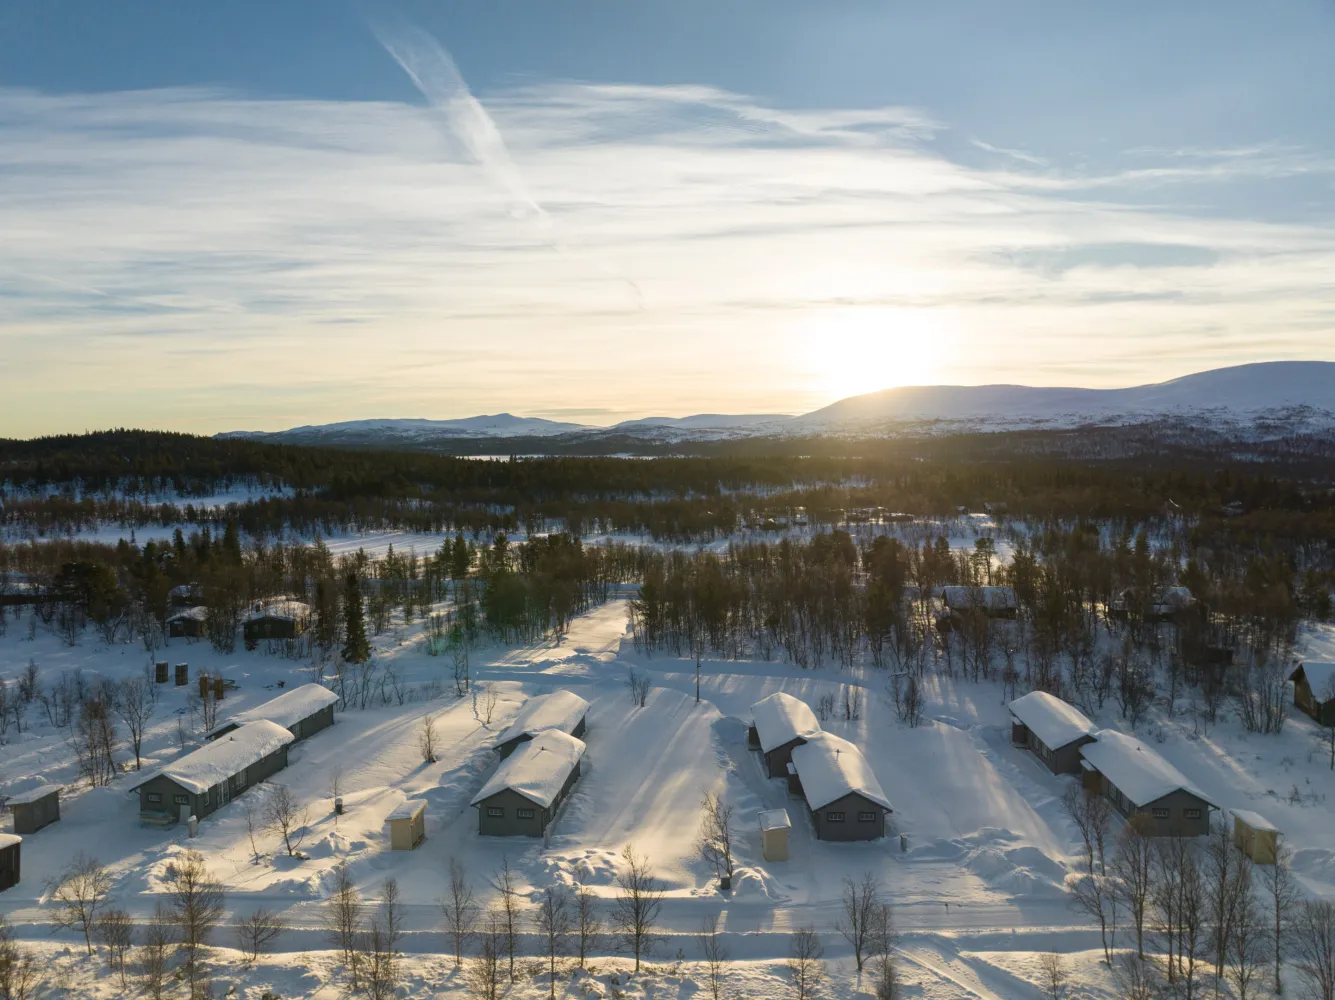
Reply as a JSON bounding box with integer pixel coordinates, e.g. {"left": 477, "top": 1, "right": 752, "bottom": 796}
{"left": 219, "top": 781, "right": 230, "bottom": 807}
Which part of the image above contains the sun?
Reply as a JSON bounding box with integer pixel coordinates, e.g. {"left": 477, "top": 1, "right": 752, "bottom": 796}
{"left": 801, "top": 307, "right": 949, "bottom": 401}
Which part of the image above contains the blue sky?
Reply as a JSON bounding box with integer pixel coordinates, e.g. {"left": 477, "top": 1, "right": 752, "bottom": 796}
{"left": 2, "top": 1, "right": 1334, "bottom": 434}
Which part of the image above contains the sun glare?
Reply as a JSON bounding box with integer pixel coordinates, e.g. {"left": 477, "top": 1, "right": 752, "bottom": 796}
{"left": 802, "top": 307, "right": 949, "bottom": 401}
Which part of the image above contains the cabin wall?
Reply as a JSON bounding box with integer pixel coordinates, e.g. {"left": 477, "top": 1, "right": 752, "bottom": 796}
{"left": 810, "top": 793, "right": 885, "bottom": 842}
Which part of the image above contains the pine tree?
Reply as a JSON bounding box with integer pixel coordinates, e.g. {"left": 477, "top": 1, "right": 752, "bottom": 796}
{"left": 342, "top": 573, "right": 370, "bottom": 664}
{"left": 451, "top": 533, "right": 470, "bottom": 583}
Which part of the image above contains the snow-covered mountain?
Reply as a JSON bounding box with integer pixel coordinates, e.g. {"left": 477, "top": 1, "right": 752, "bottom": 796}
{"left": 219, "top": 413, "right": 589, "bottom": 442}
{"left": 795, "top": 361, "right": 1335, "bottom": 432}
{"left": 220, "top": 362, "right": 1335, "bottom": 447}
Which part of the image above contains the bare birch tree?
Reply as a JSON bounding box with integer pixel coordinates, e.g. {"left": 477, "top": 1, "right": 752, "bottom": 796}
{"left": 46, "top": 853, "right": 111, "bottom": 955}
{"left": 696, "top": 913, "right": 731, "bottom": 1000}
{"left": 836, "top": 871, "right": 881, "bottom": 974}
{"left": 535, "top": 884, "right": 572, "bottom": 999}
{"left": 611, "top": 844, "right": 665, "bottom": 972}
{"left": 441, "top": 856, "right": 477, "bottom": 968}
{"left": 786, "top": 926, "right": 824, "bottom": 1000}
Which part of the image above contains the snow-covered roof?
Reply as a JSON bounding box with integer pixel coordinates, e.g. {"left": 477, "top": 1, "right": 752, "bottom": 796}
{"left": 940, "top": 585, "right": 1016, "bottom": 612}
{"left": 1232, "top": 809, "right": 1278, "bottom": 833}
{"left": 216, "top": 684, "right": 339, "bottom": 734}
{"left": 387, "top": 799, "right": 426, "bottom": 822}
{"left": 759, "top": 808, "right": 791, "bottom": 832}
{"left": 1295, "top": 662, "right": 1335, "bottom": 700}
{"left": 0, "top": 834, "right": 20, "bottom": 849}
{"left": 129, "top": 720, "right": 294, "bottom": 795}
{"left": 1008, "top": 691, "right": 1096, "bottom": 750}
{"left": 4, "top": 783, "right": 61, "bottom": 805}
{"left": 751, "top": 693, "right": 821, "bottom": 754}
{"left": 246, "top": 601, "right": 310, "bottom": 623}
{"left": 1081, "top": 731, "right": 1214, "bottom": 809}
{"left": 472, "top": 730, "right": 586, "bottom": 809}
{"left": 494, "top": 691, "right": 590, "bottom": 748}
{"left": 1156, "top": 586, "right": 1194, "bottom": 608}
{"left": 167, "top": 606, "right": 208, "bottom": 623}
{"left": 790, "top": 732, "right": 893, "bottom": 813}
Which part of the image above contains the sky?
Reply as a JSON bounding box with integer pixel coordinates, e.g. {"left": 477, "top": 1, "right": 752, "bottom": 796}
{"left": 2, "top": 0, "right": 1334, "bottom": 436}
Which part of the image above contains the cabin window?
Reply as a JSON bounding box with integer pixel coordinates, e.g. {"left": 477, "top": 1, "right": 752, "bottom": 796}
{"left": 1151, "top": 807, "right": 1170, "bottom": 819}
{"left": 234, "top": 769, "right": 246, "bottom": 787}
{"left": 486, "top": 807, "right": 504, "bottom": 818}
{"left": 174, "top": 794, "right": 190, "bottom": 805}
{"left": 858, "top": 811, "right": 877, "bottom": 823}
{"left": 826, "top": 811, "right": 846, "bottom": 823}
{"left": 517, "top": 808, "right": 535, "bottom": 819}
{"left": 200, "top": 791, "right": 209, "bottom": 806}
{"left": 1184, "top": 808, "right": 1202, "bottom": 819}
{"left": 147, "top": 792, "right": 163, "bottom": 804}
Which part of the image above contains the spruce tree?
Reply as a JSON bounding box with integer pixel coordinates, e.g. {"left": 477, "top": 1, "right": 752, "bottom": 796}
{"left": 342, "top": 573, "right": 370, "bottom": 664}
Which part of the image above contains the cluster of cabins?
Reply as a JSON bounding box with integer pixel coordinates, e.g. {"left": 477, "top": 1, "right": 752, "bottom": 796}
{"left": 1009, "top": 689, "right": 1288, "bottom": 861}
{"left": 165, "top": 595, "right": 312, "bottom": 642}
{"left": 748, "top": 692, "right": 892, "bottom": 842}
{"left": 0, "top": 784, "right": 62, "bottom": 892}
{"left": 128, "top": 683, "right": 338, "bottom": 825}
{"left": 470, "top": 691, "right": 590, "bottom": 838}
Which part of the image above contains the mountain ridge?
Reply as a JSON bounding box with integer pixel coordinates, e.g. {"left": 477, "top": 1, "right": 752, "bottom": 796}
{"left": 219, "top": 361, "right": 1335, "bottom": 445}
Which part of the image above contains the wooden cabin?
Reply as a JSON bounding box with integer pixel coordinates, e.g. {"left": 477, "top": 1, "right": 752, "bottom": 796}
{"left": 1291, "top": 662, "right": 1335, "bottom": 727}
{"left": 6, "top": 784, "right": 61, "bottom": 835}
{"left": 0, "top": 835, "right": 19, "bottom": 892}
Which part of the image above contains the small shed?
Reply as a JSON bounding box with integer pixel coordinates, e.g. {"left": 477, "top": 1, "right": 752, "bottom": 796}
{"left": 1290, "top": 662, "right": 1335, "bottom": 727}
{"left": 167, "top": 606, "right": 207, "bottom": 638}
{"left": 0, "top": 834, "right": 19, "bottom": 891}
{"left": 759, "top": 809, "right": 791, "bottom": 862}
{"left": 1233, "top": 810, "right": 1280, "bottom": 864}
{"left": 387, "top": 799, "right": 426, "bottom": 851}
{"left": 244, "top": 601, "right": 310, "bottom": 642}
{"left": 7, "top": 784, "right": 61, "bottom": 834}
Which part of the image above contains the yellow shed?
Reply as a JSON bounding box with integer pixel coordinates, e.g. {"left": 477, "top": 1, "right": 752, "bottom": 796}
{"left": 387, "top": 799, "right": 426, "bottom": 851}
{"left": 759, "top": 808, "right": 791, "bottom": 863}
{"left": 1233, "top": 809, "right": 1279, "bottom": 864}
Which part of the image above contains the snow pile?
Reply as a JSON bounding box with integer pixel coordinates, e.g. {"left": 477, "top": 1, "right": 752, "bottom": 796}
{"left": 472, "top": 730, "right": 586, "bottom": 808}
{"left": 494, "top": 690, "right": 590, "bottom": 748}
{"left": 789, "top": 732, "right": 892, "bottom": 811}
{"left": 1007, "top": 691, "right": 1095, "bottom": 749}
{"left": 750, "top": 692, "right": 821, "bottom": 753}
{"left": 130, "top": 720, "right": 294, "bottom": 794}
{"left": 728, "top": 865, "right": 783, "bottom": 901}
{"left": 1081, "top": 730, "right": 1213, "bottom": 808}
{"left": 215, "top": 683, "right": 339, "bottom": 733}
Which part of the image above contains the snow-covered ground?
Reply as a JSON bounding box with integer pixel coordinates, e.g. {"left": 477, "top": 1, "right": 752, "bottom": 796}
{"left": 4, "top": 603, "right": 1335, "bottom": 998}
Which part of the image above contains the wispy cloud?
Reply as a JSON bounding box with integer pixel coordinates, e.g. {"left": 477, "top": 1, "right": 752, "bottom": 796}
{"left": 1, "top": 80, "right": 1332, "bottom": 434}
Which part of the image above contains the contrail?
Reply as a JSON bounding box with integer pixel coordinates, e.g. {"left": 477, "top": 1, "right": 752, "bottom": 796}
{"left": 372, "top": 17, "right": 644, "bottom": 307}
{"left": 374, "top": 20, "right": 544, "bottom": 223}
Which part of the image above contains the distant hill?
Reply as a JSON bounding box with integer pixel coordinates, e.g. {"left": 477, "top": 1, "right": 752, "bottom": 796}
{"left": 795, "top": 361, "right": 1335, "bottom": 432}
{"left": 219, "top": 362, "right": 1335, "bottom": 448}
{"left": 220, "top": 413, "right": 589, "bottom": 442}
